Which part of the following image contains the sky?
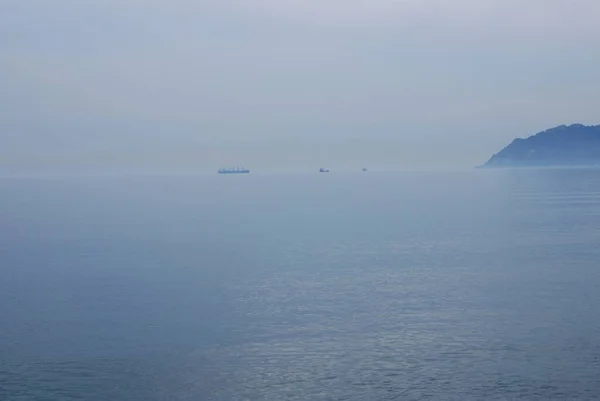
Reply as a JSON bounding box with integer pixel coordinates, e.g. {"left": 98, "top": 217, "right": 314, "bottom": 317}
{"left": 2, "top": 0, "right": 600, "bottom": 172}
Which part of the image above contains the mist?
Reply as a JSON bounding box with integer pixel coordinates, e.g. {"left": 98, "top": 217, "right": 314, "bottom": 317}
{"left": 2, "top": 0, "right": 600, "bottom": 172}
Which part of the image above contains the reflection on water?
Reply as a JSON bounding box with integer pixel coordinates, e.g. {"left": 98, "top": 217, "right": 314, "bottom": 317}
{"left": 2, "top": 169, "right": 600, "bottom": 400}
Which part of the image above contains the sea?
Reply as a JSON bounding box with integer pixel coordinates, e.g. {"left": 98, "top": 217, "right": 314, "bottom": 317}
{"left": 1, "top": 168, "right": 600, "bottom": 400}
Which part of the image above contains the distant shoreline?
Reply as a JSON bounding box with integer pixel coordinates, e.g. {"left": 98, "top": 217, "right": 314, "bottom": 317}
{"left": 479, "top": 124, "right": 600, "bottom": 168}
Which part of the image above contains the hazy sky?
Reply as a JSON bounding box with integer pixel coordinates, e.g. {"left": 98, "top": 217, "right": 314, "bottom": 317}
{"left": 2, "top": 0, "right": 600, "bottom": 171}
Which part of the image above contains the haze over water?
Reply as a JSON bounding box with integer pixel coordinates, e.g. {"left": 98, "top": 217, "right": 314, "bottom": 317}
{"left": 2, "top": 168, "right": 600, "bottom": 400}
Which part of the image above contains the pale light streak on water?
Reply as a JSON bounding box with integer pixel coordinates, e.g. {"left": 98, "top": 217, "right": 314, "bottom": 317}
{"left": 1, "top": 169, "right": 600, "bottom": 400}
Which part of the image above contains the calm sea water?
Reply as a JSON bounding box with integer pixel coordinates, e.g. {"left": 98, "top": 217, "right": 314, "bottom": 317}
{"left": 2, "top": 169, "right": 600, "bottom": 400}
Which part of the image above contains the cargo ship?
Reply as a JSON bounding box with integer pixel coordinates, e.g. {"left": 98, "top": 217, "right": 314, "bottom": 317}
{"left": 319, "top": 168, "right": 330, "bottom": 173}
{"left": 218, "top": 167, "right": 250, "bottom": 174}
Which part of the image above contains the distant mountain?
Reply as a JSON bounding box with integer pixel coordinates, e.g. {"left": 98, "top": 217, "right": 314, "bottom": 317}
{"left": 480, "top": 124, "right": 600, "bottom": 168}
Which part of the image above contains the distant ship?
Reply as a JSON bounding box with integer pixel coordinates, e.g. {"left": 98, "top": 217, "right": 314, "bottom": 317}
{"left": 218, "top": 167, "right": 250, "bottom": 174}
{"left": 319, "top": 168, "right": 330, "bottom": 173}
{"left": 362, "top": 167, "right": 368, "bottom": 172}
